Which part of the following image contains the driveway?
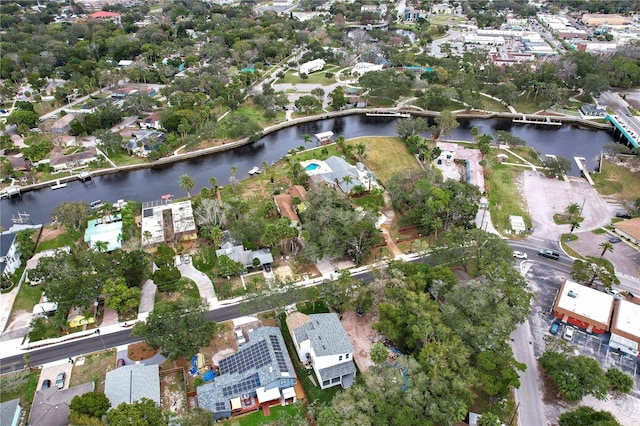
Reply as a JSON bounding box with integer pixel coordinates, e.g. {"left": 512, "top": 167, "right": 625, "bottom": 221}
{"left": 39, "top": 360, "right": 73, "bottom": 391}
{"left": 522, "top": 171, "right": 611, "bottom": 240}
{"left": 567, "top": 231, "right": 640, "bottom": 278}
{"left": 177, "top": 263, "right": 217, "bottom": 305}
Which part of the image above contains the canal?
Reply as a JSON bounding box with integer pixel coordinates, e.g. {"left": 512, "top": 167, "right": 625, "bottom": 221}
{"left": 1, "top": 115, "right": 614, "bottom": 227}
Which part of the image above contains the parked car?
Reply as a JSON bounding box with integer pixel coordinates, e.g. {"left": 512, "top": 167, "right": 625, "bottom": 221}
{"left": 55, "top": 372, "right": 65, "bottom": 389}
{"left": 264, "top": 264, "right": 271, "bottom": 273}
{"left": 609, "top": 237, "right": 622, "bottom": 243}
{"left": 356, "top": 304, "right": 365, "bottom": 317}
{"left": 41, "top": 379, "right": 51, "bottom": 389}
{"left": 117, "top": 358, "right": 126, "bottom": 368}
{"left": 563, "top": 326, "right": 575, "bottom": 342}
{"left": 615, "top": 212, "right": 631, "bottom": 219}
{"left": 538, "top": 249, "right": 560, "bottom": 260}
{"left": 549, "top": 321, "right": 560, "bottom": 335}
{"left": 605, "top": 287, "right": 625, "bottom": 300}
{"left": 513, "top": 251, "right": 527, "bottom": 259}
{"left": 235, "top": 330, "right": 246, "bottom": 346}
{"left": 183, "top": 254, "right": 191, "bottom": 264}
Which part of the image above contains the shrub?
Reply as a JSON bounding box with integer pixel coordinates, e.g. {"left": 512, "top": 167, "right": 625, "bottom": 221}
{"left": 606, "top": 368, "right": 634, "bottom": 394}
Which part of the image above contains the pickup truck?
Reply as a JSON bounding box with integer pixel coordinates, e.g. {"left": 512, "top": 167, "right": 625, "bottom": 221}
{"left": 538, "top": 249, "right": 560, "bottom": 260}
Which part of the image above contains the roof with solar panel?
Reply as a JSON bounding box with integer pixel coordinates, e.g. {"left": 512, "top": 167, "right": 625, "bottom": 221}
{"left": 197, "top": 327, "right": 296, "bottom": 416}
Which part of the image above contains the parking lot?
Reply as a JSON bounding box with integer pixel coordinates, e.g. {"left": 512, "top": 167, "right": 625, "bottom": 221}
{"left": 38, "top": 360, "right": 73, "bottom": 391}
{"left": 525, "top": 263, "right": 640, "bottom": 424}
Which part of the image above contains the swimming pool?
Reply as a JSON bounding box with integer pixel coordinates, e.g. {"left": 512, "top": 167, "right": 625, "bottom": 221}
{"left": 305, "top": 163, "right": 320, "bottom": 171}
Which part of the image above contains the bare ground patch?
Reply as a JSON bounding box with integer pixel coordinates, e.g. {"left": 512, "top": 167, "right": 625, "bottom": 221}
{"left": 340, "top": 310, "right": 379, "bottom": 373}
{"left": 160, "top": 370, "right": 186, "bottom": 414}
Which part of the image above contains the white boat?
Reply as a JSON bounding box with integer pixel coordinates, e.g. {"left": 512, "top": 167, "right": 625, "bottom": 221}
{"left": 51, "top": 180, "right": 67, "bottom": 190}
{"left": 248, "top": 166, "right": 261, "bottom": 175}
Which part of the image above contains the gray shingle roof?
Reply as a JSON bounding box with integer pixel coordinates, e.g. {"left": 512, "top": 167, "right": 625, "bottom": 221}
{"left": 318, "top": 360, "right": 356, "bottom": 385}
{"left": 105, "top": 364, "right": 160, "bottom": 408}
{"left": 0, "top": 399, "right": 20, "bottom": 426}
{"left": 292, "top": 313, "right": 354, "bottom": 357}
{"left": 29, "top": 383, "right": 94, "bottom": 426}
{"left": 197, "top": 327, "right": 295, "bottom": 415}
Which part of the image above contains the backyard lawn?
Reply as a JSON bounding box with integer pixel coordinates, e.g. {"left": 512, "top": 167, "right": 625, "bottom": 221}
{"left": 484, "top": 159, "right": 531, "bottom": 236}
{"left": 347, "top": 136, "right": 421, "bottom": 185}
{"left": 225, "top": 403, "right": 305, "bottom": 426}
{"left": 592, "top": 158, "right": 640, "bottom": 202}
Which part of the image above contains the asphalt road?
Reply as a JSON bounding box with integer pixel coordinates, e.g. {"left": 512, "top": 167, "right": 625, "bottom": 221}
{"left": 511, "top": 320, "right": 544, "bottom": 426}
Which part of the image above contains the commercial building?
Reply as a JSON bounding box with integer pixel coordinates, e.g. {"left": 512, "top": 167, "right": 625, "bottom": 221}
{"left": 581, "top": 14, "right": 630, "bottom": 27}
{"left": 613, "top": 217, "right": 640, "bottom": 245}
{"left": 609, "top": 299, "right": 640, "bottom": 357}
{"left": 553, "top": 280, "right": 615, "bottom": 334}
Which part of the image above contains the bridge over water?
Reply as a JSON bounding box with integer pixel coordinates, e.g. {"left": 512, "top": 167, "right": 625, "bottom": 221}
{"left": 605, "top": 114, "right": 640, "bottom": 148}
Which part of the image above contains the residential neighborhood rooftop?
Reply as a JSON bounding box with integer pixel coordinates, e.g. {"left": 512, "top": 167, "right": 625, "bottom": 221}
{"left": 29, "top": 383, "right": 95, "bottom": 426}
{"left": 292, "top": 313, "right": 355, "bottom": 357}
{"left": 104, "top": 364, "right": 161, "bottom": 408}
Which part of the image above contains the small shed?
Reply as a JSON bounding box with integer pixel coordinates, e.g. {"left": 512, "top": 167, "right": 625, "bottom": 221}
{"left": 509, "top": 215, "right": 526, "bottom": 234}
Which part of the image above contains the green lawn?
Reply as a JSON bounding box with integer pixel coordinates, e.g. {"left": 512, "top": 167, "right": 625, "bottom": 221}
{"left": 157, "top": 277, "right": 201, "bottom": 300}
{"left": 508, "top": 146, "right": 544, "bottom": 167}
{"left": 0, "top": 369, "right": 38, "bottom": 422}
{"left": 225, "top": 403, "right": 305, "bottom": 426}
{"left": 347, "top": 136, "right": 421, "bottom": 185}
{"left": 484, "top": 161, "right": 531, "bottom": 236}
{"left": 280, "top": 69, "right": 337, "bottom": 86}
{"left": 592, "top": 159, "right": 640, "bottom": 202}
{"left": 478, "top": 96, "right": 510, "bottom": 112}
{"left": 35, "top": 231, "right": 76, "bottom": 252}
{"left": 511, "top": 98, "right": 543, "bottom": 114}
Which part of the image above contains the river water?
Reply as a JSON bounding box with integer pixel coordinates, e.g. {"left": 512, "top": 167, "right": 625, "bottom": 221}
{"left": 1, "top": 115, "right": 614, "bottom": 227}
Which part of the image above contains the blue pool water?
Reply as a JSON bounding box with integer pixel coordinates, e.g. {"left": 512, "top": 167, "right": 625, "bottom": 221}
{"left": 305, "top": 163, "right": 320, "bottom": 171}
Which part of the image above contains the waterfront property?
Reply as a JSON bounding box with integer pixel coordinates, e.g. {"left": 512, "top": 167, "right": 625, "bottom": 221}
{"left": 49, "top": 146, "right": 98, "bottom": 171}
{"left": 273, "top": 185, "right": 307, "bottom": 228}
{"left": 287, "top": 312, "right": 356, "bottom": 390}
{"left": 0, "top": 231, "right": 21, "bottom": 276}
{"left": 301, "top": 156, "right": 375, "bottom": 194}
{"left": 197, "top": 327, "right": 297, "bottom": 421}
{"left": 84, "top": 214, "right": 123, "bottom": 252}
{"left": 141, "top": 199, "right": 197, "bottom": 250}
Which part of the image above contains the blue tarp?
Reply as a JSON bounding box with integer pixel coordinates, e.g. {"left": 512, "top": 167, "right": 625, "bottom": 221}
{"left": 203, "top": 370, "right": 215, "bottom": 382}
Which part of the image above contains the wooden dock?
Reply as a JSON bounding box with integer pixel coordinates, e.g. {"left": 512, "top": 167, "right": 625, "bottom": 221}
{"left": 512, "top": 114, "right": 562, "bottom": 126}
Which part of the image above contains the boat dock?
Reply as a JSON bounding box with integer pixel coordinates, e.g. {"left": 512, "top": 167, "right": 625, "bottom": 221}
{"left": 0, "top": 186, "right": 22, "bottom": 199}
{"left": 51, "top": 180, "right": 67, "bottom": 190}
{"left": 512, "top": 114, "right": 562, "bottom": 126}
{"left": 574, "top": 156, "right": 595, "bottom": 186}
{"left": 248, "top": 167, "right": 262, "bottom": 175}
{"left": 365, "top": 110, "right": 411, "bottom": 118}
{"left": 77, "top": 171, "right": 92, "bottom": 181}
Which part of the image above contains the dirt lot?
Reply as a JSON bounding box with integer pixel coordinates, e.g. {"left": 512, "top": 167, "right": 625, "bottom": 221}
{"left": 339, "top": 310, "right": 380, "bottom": 373}
{"left": 160, "top": 370, "right": 186, "bottom": 414}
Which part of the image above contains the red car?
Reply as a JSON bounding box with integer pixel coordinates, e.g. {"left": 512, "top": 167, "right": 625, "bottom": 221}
{"left": 117, "top": 359, "right": 126, "bottom": 367}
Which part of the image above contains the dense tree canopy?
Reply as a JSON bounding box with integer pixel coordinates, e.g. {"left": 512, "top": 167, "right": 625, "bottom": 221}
{"left": 132, "top": 297, "right": 217, "bottom": 360}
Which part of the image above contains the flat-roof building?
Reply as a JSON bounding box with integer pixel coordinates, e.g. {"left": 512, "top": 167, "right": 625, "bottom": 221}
{"left": 610, "top": 299, "right": 640, "bottom": 357}
{"left": 553, "top": 279, "right": 615, "bottom": 334}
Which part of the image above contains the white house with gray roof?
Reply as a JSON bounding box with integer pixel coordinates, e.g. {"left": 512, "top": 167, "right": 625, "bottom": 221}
{"left": 197, "top": 327, "right": 297, "bottom": 421}
{"left": 287, "top": 312, "right": 356, "bottom": 389}
{"left": 104, "top": 364, "right": 160, "bottom": 408}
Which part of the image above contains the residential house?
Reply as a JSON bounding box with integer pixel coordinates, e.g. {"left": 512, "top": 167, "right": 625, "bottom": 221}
{"left": 139, "top": 112, "right": 162, "bottom": 130}
{"left": 197, "top": 327, "right": 297, "bottom": 421}
{"left": 105, "top": 364, "right": 161, "bottom": 408}
{"left": 613, "top": 217, "right": 640, "bottom": 244}
{"left": 287, "top": 312, "right": 356, "bottom": 389}
{"left": 49, "top": 146, "right": 98, "bottom": 171}
{"left": 88, "top": 10, "right": 121, "bottom": 24}
{"left": 127, "top": 130, "right": 166, "bottom": 155}
{"left": 111, "top": 87, "right": 138, "bottom": 99}
{"left": 84, "top": 214, "right": 123, "bottom": 252}
{"left": 50, "top": 114, "right": 76, "bottom": 134}
{"left": 215, "top": 241, "right": 274, "bottom": 269}
{"left": 273, "top": 185, "right": 307, "bottom": 227}
{"left": 0, "top": 399, "right": 21, "bottom": 426}
{"left": 5, "top": 154, "right": 31, "bottom": 172}
{"left": 141, "top": 200, "right": 197, "bottom": 249}
{"left": 553, "top": 280, "right": 614, "bottom": 334}
{"left": 301, "top": 156, "right": 369, "bottom": 194}
{"left": 28, "top": 383, "right": 95, "bottom": 426}
{"left": 0, "top": 232, "right": 21, "bottom": 276}
{"left": 403, "top": 7, "right": 423, "bottom": 22}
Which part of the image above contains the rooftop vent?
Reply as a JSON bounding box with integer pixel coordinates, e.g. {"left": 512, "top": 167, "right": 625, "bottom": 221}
{"left": 568, "top": 290, "right": 577, "bottom": 298}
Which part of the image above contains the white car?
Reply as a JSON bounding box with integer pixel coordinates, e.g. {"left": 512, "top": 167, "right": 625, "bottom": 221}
{"left": 605, "top": 288, "right": 625, "bottom": 300}
{"left": 513, "top": 251, "right": 527, "bottom": 259}
{"left": 235, "top": 330, "right": 246, "bottom": 346}
{"left": 563, "top": 326, "right": 575, "bottom": 342}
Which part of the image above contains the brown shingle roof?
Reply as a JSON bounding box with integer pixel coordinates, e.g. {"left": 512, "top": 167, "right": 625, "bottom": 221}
{"left": 614, "top": 217, "right": 640, "bottom": 241}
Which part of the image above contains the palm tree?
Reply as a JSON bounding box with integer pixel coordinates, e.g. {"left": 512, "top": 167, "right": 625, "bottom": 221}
{"left": 142, "top": 230, "right": 152, "bottom": 246}
{"left": 209, "top": 177, "right": 217, "bottom": 192}
{"left": 230, "top": 166, "right": 237, "bottom": 191}
{"left": 94, "top": 241, "right": 109, "bottom": 252}
{"left": 261, "top": 160, "right": 268, "bottom": 175}
{"left": 335, "top": 135, "right": 346, "bottom": 152}
{"left": 599, "top": 241, "right": 613, "bottom": 258}
{"left": 566, "top": 202, "right": 580, "bottom": 220}
{"left": 569, "top": 220, "right": 580, "bottom": 234}
{"left": 470, "top": 126, "right": 480, "bottom": 140}
{"left": 356, "top": 143, "right": 366, "bottom": 161}
{"left": 342, "top": 175, "right": 353, "bottom": 192}
{"left": 179, "top": 174, "right": 195, "bottom": 197}
{"left": 302, "top": 134, "right": 312, "bottom": 146}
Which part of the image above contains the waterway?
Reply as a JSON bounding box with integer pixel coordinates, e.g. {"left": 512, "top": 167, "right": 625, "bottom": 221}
{"left": 1, "top": 115, "right": 615, "bottom": 228}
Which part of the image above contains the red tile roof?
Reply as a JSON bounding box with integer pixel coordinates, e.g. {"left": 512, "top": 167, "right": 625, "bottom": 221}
{"left": 89, "top": 11, "right": 121, "bottom": 19}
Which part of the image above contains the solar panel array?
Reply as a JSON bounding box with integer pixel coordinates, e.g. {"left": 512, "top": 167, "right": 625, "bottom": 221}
{"left": 269, "top": 335, "right": 289, "bottom": 373}
{"left": 220, "top": 340, "right": 271, "bottom": 375}
{"left": 214, "top": 402, "right": 227, "bottom": 412}
{"left": 222, "top": 373, "right": 260, "bottom": 397}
